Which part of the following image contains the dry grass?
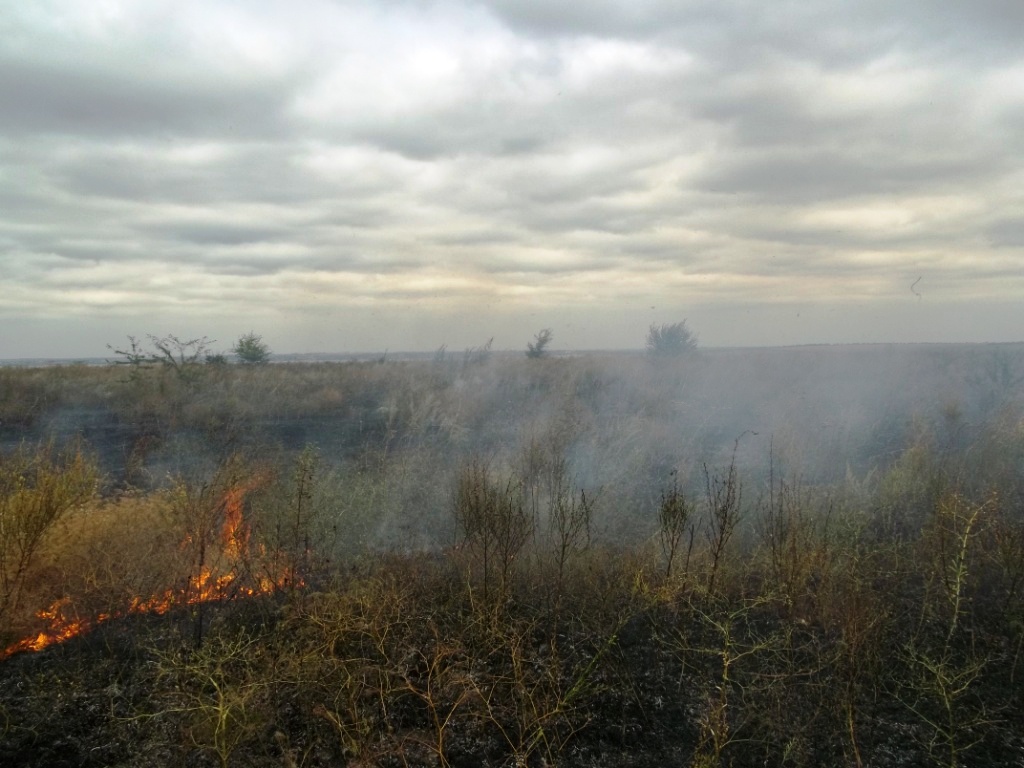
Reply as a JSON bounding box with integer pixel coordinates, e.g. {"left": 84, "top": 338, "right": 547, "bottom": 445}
{"left": 1, "top": 349, "right": 1024, "bottom": 766}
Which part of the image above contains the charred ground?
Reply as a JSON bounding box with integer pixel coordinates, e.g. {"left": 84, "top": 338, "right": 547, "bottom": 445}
{"left": 1, "top": 344, "right": 1023, "bottom": 767}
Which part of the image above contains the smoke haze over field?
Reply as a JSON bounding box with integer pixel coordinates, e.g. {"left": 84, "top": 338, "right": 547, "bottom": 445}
{"left": 2, "top": 1, "right": 1023, "bottom": 358}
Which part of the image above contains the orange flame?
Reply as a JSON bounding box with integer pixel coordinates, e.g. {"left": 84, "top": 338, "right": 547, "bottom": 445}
{"left": 1, "top": 478, "right": 299, "bottom": 661}
{"left": 220, "top": 482, "right": 252, "bottom": 558}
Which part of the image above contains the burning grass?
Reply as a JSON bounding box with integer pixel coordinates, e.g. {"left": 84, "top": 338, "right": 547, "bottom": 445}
{"left": 0, "top": 350, "right": 1023, "bottom": 766}
{"left": 1, "top": 464, "right": 305, "bottom": 662}
{"left": 1, "top": 456, "right": 1022, "bottom": 767}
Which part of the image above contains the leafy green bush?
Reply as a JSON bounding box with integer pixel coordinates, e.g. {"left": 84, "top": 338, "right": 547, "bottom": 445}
{"left": 646, "top": 320, "right": 698, "bottom": 357}
{"left": 232, "top": 332, "right": 271, "bottom": 365}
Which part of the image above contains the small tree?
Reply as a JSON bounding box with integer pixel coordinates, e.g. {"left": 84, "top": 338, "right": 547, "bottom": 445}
{"left": 526, "top": 328, "right": 553, "bottom": 359}
{"left": 646, "top": 321, "right": 697, "bottom": 358}
{"left": 233, "top": 332, "right": 271, "bottom": 365}
{"left": 107, "top": 334, "right": 213, "bottom": 381}
{"left": 149, "top": 334, "right": 214, "bottom": 382}
{"left": 107, "top": 335, "right": 151, "bottom": 382}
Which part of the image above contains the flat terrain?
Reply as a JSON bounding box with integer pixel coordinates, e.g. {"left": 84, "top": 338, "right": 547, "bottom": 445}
{"left": 1, "top": 344, "right": 1023, "bottom": 766}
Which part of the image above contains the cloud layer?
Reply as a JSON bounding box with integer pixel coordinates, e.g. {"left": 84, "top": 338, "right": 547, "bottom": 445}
{"left": 2, "top": 0, "right": 1022, "bottom": 357}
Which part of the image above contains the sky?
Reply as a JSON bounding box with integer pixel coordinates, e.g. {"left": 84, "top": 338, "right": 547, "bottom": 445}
{"left": 2, "top": 0, "right": 1023, "bottom": 359}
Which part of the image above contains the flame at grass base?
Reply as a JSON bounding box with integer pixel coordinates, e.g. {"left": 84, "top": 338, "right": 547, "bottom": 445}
{"left": 0, "top": 565, "right": 297, "bottom": 660}
{"left": 2, "top": 476, "right": 302, "bottom": 661}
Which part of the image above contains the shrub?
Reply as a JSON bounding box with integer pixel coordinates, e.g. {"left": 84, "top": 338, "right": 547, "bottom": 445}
{"left": 658, "top": 472, "right": 695, "bottom": 580}
{"left": 452, "top": 460, "right": 531, "bottom": 604}
{"left": 0, "top": 442, "right": 98, "bottom": 630}
{"left": 526, "top": 329, "right": 554, "bottom": 359}
{"left": 107, "top": 334, "right": 214, "bottom": 383}
{"left": 232, "top": 332, "right": 271, "bottom": 365}
{"left": 150, "top": 334, "right": 215, "bottom": 383}
{"left": 462, "top": 337, "right": 494, "bottom": 368}
{"left": 646, "top": 321, "right": 698, "bottom": 358}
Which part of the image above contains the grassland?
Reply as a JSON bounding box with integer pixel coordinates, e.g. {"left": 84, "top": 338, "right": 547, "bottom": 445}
{"left": 1, "top": 344, "right": 1023, "bottom": 767}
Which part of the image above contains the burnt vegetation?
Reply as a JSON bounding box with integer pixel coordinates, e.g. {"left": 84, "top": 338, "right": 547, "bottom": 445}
{"left": 1, "top": 343, "right": 1024, "bottom": 767}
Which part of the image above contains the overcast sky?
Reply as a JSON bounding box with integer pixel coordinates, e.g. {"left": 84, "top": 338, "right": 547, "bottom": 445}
{"left": 2, "top": 0, "right": 1023, "bottom": 358}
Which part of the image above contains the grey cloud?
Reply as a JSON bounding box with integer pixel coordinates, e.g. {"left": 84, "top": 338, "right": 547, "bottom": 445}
{"left": 522, "top": 204, "right": 667, "bottom": 237}
{"left": 0, "top": 55, "right": 296, "bottom": 140}
{"left": 693, "top": 149, "right": 998, "bottom": 203}
{"left": 480, "top": 0, "right": 1024, "bottom": 62}
{"left": 36, "top": 242, "right": 133, "bottom": 263}
{"left": 53, "top": 144, "right": 333, "bottom": 206}
{"left": 724, "top": 222, "right": 921, "bottom": 252}
{"left": 497, "top": 135, "right": 550, "bottom": 156}
{"left": 431, "top": 230, "right": 525, "bottom": 247}
{"left": 140, "top": 222, "right": 288, "bottom": 247}
{"left": 3, "top": 0, "right": 1023, "bottom": 357}
{"left": 477, "top": 0, "right": 723, "bottom": 40}
{"left": 476, "top": 247, "right": 626, "bottom": 275}
{"left": 986, "top": 219, "right": 1024, "bottom": 249}
{"left": 349, "top": 121, "right": 556, "bottom": 161}
{"left": 200, "top": 256, "right": 316, "bottom": 277}
{"left": 690, "top": 87, "right": 854, "bottom": 150}
{"left": 332, "top": 78, "right": 566, "bottom": 162}
{"left": 302, "top": 206, "right": 407, "bottom": 232}
{"left": 316, "top": 252, "right": 426, "bottom": 272}
{"left": 142, "top": 238, "right": 424, "bottom": 278}
{"left": 54, "top": 157, "right": 200, "bottom": 204}
{"left": 333, "top": 47, "right": 696, "bottom": 162}
{"left": 478, "top": 0, "right": 875, "bottom": 75}
{"left": 891, "top": 1, "right": 1024, "bottom": 59}
{"left": 351, "top": 128, "right": 454, "bottom": 162}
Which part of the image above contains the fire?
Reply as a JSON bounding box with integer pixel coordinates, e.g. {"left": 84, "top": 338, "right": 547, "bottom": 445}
{"left": 1, "top": 598, "right": 93, "bottom": 658}
{"left": 1, "top": 478, "right": 299, "bottom": 661}
{"left": 220, "top": 481, "right": 252, "bottom": 558}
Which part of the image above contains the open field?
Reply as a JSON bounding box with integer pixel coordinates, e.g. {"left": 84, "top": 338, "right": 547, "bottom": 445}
{"left": 1, "top": 344, "right": 1023, "bottom": 767}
